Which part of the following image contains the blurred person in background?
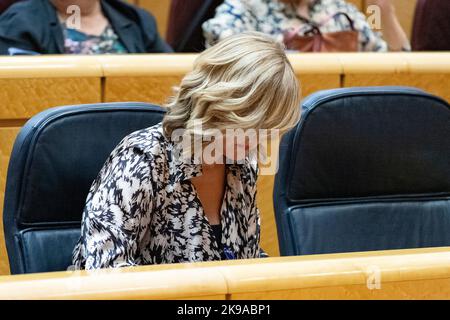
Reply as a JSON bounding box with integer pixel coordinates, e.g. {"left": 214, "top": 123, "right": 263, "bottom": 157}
{"left": 203, "top": 0, "right": 410, "bottom": 52}
{"left": 0, "top": 0, "right": 172, "bottom": 55}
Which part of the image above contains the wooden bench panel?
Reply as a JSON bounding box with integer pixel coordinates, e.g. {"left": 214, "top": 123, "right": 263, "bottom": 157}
{"left": 104, "top": 76, "right": 181, "bottom": 105}
{"left": 0, "top": 78, "right": 102, "bottom": 119}
{"left": 224, "top": 247, "right": 450, "bottom": 300}
{"left": 231, "top": 278, "right": 450, "bottom": 299}
{"left": 344, "top": 73, "right": 450, "bottom": 102}
{"left": 0, "top": 264, "right": 229, "bottom": 300}
{"left": 0, "top": 127, "right": 20, "bottom": 276}
{"left": 0, "top": 56, "right": 102, "bottom": 119}
{"left": 101, "top": 54, "right": 194, "bottom": 105}
{"left": 404, "top": 53, "right": 450, "bottom": 102}
{"left": 340, "top": 53, "right": 450, "bottom": 102}
{"left": 0, "top": 247, "right": 448, "bottom": 299}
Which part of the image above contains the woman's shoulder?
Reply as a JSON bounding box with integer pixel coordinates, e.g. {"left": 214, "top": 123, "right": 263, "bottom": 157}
{"left": 0, "top": 0, "right": 47, "bottom": 22}
{"left": 118, "top": 123, "right": 167, "bottom": 158}
{"left": 97, "top": 123, "right": 168, "bottom": 184}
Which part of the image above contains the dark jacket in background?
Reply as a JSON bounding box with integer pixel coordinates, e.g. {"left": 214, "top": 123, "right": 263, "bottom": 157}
{"left": 412, "top": 0, "right": 450, "bottom": 51}
{"left": 0, "top": 0, "right": 173, "bottom": 55}
{"left": 0, "top": 0, "right": 22, "bottom": 13}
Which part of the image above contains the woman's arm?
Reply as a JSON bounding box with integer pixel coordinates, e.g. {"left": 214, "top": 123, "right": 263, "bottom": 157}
{"left": 366, "top": 0, "right": 411, "bottom": 51}
{"left": 73, "top": 145, "right": 154, "bottom": 270}
{"left": 0, "top": 5, "right": 42, "bottom": 55}
{"left": 338, "top": 0, "right": 388, "bottom": 52}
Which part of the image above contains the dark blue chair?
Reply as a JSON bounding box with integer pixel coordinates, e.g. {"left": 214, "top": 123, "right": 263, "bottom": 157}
{"left": 3, "top": 103, "right": 165, "bottom": 274}
{"left": 274, "top": 87, "right": 450, "bottom": 256}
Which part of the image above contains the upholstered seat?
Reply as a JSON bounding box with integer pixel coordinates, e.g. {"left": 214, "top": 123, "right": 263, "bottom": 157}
{"left": 274, "top": 87, "right": 450, "bottom": 256}
{"left": 3, "top": 103, "right": 165, "bottom": 274}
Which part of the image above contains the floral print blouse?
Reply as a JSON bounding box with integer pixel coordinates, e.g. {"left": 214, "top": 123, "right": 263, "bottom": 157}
{"left": 62, "top": 24, "right": 128, "bottom": 54}
{"left": 203, "top": 0, "right": 389, "bottom": 52}
{"left": 72, "top": 123, "right": 263, "bottom": 270}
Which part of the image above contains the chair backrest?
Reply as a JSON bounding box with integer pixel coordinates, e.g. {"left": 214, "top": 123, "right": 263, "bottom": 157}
{"left": 274, "top": 87, "right": 450, "bottom": 256}
{"left": 166, "top": 0, "right": 222, "bottom": 52}
{"left": 3, "top": 103, "right": 165, "bottom": 274}
{"left": 412, "top": 0, "right": 450, "bottom": 51}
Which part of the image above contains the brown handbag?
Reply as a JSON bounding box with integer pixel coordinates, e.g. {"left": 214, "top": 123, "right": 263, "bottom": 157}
{"left": 283, "top": 12, "right": 359, "bottom": 52}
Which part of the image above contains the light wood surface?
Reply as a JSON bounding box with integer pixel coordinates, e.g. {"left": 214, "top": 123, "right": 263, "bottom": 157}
{"left": 0, "top": 56, "right": 102, "bottom": 79}
{"left": 0, "top": 56, "right": 102, "bottom": 120}
{"left": 0, "top": 53, "right": 449, "bottom": 275}
{"left": 0, "top": 247, "right": 448, "bottom": 300}
{"left": 340, "top": 53, "right": 450, "bottom": 102}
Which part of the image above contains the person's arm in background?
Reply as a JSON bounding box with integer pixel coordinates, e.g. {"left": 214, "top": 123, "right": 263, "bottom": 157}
{"left": 0, "top": 4, "right": 42, "bottom": 55}
{"left": 202, "top": 0, "right": 258, "bottom": 48}
{"left": 366, "top": 0, "right": 411, "bottom": 51}
{"left": 340, "top": 0, "right": 388, "bottom": 52}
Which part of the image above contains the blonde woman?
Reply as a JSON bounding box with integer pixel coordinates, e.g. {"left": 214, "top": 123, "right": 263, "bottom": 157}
{"left": 203, "top": 0, "right": 410, "bottom": 52}
{"left": 71, "top": 32, "right": 301, "bottom": 270}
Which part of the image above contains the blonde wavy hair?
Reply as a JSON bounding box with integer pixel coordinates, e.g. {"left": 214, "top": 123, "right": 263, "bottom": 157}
{"left": 162, "top": 32, "right": 301, "bottom": 140}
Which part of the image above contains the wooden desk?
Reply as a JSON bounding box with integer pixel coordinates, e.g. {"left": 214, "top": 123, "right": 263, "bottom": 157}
{"left": 0, "top": 247, "right": 448, "bottom": 300}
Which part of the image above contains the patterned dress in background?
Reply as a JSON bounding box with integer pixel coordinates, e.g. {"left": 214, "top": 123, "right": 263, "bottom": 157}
{"left": 62, "top": 24, "right": 128, "bottom": 54}
{"left": 203, "top": 0, "right": 391, "bottom": 52}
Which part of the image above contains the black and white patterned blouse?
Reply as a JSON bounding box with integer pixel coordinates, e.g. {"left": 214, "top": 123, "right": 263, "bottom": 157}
{"left": 72, "top": 123, "right": 263, "bottom": 270}
{"left": 203, "top": 0, "right": 389, "bottom": 52}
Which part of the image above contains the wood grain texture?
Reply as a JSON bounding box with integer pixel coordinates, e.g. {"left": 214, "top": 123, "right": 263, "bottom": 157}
{"left": 0, "top": 265, "right": 229, "bottom": 300}
{"left": 0, "top": 78, "right": 102, "bottom": 119}
{"left": 298, "top": 74, "right": 342, "bottom": 97}
{"left": 343, "top": 73, "right": 450, "bottom": 102}
{"left": 222, "top": 247, "right": 450, "bottom": 300}
{"left": 0, "top": 128, "right": 20, "bottom": 276}
{"left": 98, "top": 54, "right": 196, "bottom": 76}
{"left": 104, "top": 76, "right": 182, "bottom": 105}
{"left": 257, "top": 175, "right": 279, "bottom": 257}
{"left": 230, "top": 278, "right": 450, "bottom": 300}
{"left": 0, "top": 247, "right": 448, "bottom": 300}
{"left": 0, "top": 56, "right": 102, "bottom": 79}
